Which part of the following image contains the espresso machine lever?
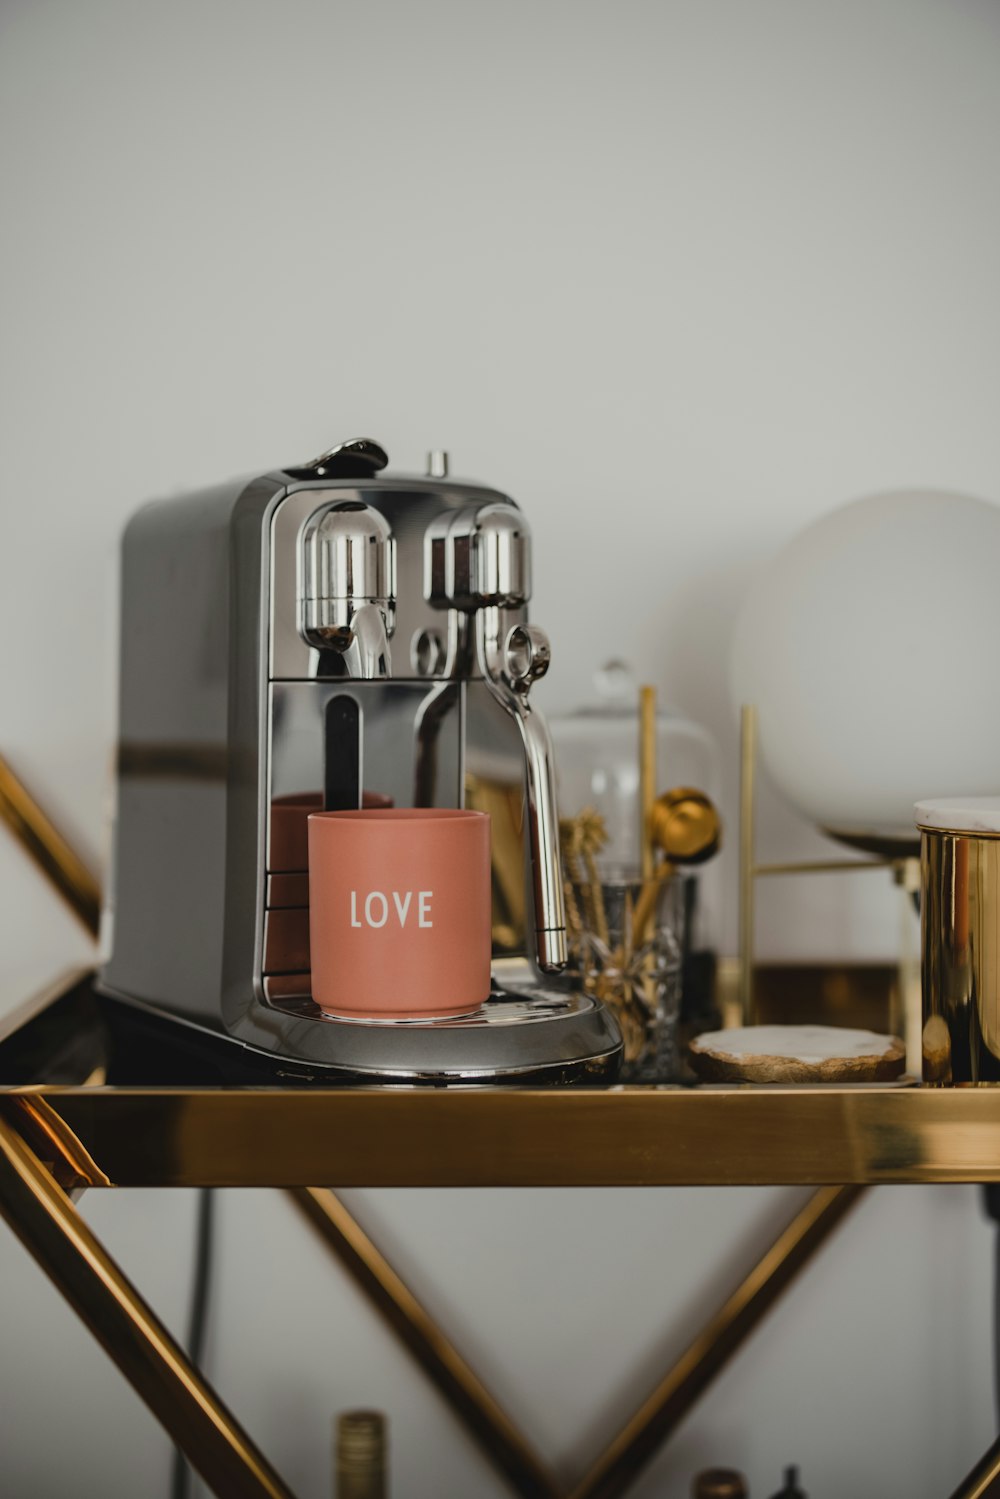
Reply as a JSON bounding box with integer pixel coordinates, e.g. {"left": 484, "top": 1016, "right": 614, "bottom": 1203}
{"left": 427, "top": 501, "right": 568, "bottom": 972}
{"left": 300, "top": 500, "right": 396, "bottom": 679}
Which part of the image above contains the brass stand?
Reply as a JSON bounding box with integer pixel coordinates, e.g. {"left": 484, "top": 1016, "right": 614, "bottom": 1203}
{"left": 948, "top": 1432, "right": 1000, "bottom": 1499}
{"left": 8, "top": 980, "right": 1000, "bottom": 1497}
{"left": 0, "top": 756, "right": 101, "bottom": 936}
{"left": 0, "top": 1112, "right": 294, "bottom": 1499}
{"left": 292, "top": 1187, "right": 561, "bottom": 1499}
{"left": 567, "top": 1186, "right": 862, "bottom": 1499}
{"left": 738, "top": 705, "right": 920, "bottom": 1062}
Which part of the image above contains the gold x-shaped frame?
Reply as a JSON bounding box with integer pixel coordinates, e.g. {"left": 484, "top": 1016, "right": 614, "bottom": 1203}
{"left": 0, "top": 1093, "right": 858, "bottom": 1499}
{"left": 0, "top": 754, "right": 996, "bottom": 1499}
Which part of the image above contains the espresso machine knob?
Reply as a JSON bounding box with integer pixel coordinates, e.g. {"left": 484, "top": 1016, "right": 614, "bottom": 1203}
{"left": 411, "top": 626, "right": 450, "bottom": 678}
{"left": 300, "top": 501, "right": 396, "bottom": 679}
{"left": 503, "top": 623, "right": 551, "bottom": 691}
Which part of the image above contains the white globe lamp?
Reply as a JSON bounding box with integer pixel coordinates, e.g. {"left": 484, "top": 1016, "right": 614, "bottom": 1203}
{"left": 730, "top": 490, "right": 1000, "bottom": 851}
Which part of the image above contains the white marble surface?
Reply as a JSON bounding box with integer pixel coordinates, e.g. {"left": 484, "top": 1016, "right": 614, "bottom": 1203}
{"left": 692, "top": 1024, "right": 898, "bottom": 1063}
{"left": 915, "top": 796, "right": 1000, "bottom": 834}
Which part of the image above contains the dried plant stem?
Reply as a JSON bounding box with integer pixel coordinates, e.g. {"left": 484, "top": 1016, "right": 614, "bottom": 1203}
{"left": 639, "top": 686, "right": 657, "bottom": 881}
{"left": 632, "top": 860, "right": 674, "bottom": 950}
{"left": 582, "top": 846, "right": 609, "bottom": 948}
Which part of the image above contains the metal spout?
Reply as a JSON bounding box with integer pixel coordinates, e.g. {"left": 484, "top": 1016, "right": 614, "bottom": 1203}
{"left": 338, "top": 601, "right": 392, "bottom": 680}
{"left": 300, "top": 501, "right": 396, "bottom": 679}
{"left": 476, "top": 608, "right": 567, "bottom": 973}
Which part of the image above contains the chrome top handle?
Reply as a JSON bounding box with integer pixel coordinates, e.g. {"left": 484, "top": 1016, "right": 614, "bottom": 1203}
{"left": 299, "top": 500, "right": 396, "bottom": 680}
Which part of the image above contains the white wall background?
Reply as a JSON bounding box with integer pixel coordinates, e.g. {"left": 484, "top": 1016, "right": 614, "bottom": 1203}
{"left": 2, "top": 1, "right": 999, "bottom": 1495}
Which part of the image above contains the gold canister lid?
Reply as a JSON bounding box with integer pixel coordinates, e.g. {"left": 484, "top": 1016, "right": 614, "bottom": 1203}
{"left": 335, "top": 1410, "right": 386, "bottom": 1496}
{"left": 915, "top": 797, "right": 1000, "bottom": 836}
{"left": 692, "top": 1469, "right": 748, "bottom": 1498}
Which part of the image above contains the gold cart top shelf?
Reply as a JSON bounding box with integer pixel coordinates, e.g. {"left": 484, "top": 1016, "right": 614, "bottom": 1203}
{"left": 2, "top": 973, "right": 998, "bottom": 1191}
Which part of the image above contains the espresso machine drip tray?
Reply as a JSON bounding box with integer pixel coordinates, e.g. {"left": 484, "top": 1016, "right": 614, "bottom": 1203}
{"left": 251, "top": 965, "right": 622, "bottom": 1086}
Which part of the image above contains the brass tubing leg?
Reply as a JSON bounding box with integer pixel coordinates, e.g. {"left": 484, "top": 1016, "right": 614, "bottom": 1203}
{"left": 291, "top": 1187, "right": 561, "bottom": 1499}
{"left": 947, "top": 1432, "right": 1000, "bottom": 1499}
{"left": 738, "top": 705, "right": 757, "bottom": 1024}
{"left": 0, "top": 752, "right": 102, "bottom": 938}
{"left": 755, "top": 859, "right": 892, "bottom": 876}
{"left": 569, "top": 1185, "right": 865, "bottom": 1499}
{"left": 0, "top": 1115, "right": 295, "bottom": 1499}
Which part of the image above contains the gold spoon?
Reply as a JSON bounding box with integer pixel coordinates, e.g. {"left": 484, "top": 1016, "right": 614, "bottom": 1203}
{"left": 631, "top": 787, "right": 722, "bottom": 946}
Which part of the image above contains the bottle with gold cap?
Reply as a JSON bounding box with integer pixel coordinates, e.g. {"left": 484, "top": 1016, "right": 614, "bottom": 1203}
{"left": 692, "top": 1470, "right": 748, "bottom": 1498}
{"left": 335, "top": 1410, "right": 387, "bottom": 1499}
{"left": 768, "top": 1465, "right": 806, "bottom": 1498}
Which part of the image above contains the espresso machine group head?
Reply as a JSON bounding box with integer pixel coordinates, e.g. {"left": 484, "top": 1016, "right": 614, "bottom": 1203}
{"left": 100, "top": 439, "right": 621, "bottom": 1083}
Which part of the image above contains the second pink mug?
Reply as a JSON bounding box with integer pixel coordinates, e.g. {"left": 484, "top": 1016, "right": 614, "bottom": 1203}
{"left": 307, "top": 808, "right": 492, "bottom": 1018}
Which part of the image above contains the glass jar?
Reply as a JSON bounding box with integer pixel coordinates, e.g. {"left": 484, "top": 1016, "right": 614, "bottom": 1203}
{"left": 566, "top": 868, "right": 684, "bottom": 1081}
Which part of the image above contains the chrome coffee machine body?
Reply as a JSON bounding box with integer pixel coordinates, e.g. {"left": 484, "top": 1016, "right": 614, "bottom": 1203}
{"left": 100, "top": 439, "right": 621, "bottom": 1082}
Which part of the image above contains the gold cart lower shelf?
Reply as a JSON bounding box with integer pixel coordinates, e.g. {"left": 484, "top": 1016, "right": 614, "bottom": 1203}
{"left": 2, "top": 971, "right": 999, "bottom": 1499}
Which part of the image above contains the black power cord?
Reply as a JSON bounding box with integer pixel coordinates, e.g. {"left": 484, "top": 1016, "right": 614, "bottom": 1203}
{"left": 982, "top": 1185, "right": 1000, "bottom": 1429}
{"left": 171, "top": 1188, "right": 216, "bottom": 1499}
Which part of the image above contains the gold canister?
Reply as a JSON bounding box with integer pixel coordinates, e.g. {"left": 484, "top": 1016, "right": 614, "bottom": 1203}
{"left": 918, "top": 798, "right": 1000, "bottom": 1084}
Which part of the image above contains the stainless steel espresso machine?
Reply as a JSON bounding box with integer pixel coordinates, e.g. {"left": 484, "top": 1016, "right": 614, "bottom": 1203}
{"left": 99, "top": 438, "right": 622, "bottom": 1083}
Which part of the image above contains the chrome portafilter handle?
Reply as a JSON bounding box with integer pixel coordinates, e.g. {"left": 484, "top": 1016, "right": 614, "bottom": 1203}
{"left": 300, "top": 501, "right": 396, "bottom": 679}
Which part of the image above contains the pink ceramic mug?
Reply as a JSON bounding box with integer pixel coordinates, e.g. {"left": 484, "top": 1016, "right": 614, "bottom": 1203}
{"left": 307, "top": 808, "right": 492, "bottom": 1018}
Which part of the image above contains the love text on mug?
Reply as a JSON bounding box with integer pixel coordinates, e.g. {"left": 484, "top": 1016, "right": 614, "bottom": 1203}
{"left": 350, "top": 890, "right": 433, "bottom": 929}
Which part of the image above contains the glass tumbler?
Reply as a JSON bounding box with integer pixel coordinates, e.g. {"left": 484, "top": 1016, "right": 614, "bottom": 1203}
{"left": 566, "top": 869, "right": 684, "bottom": 1083}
